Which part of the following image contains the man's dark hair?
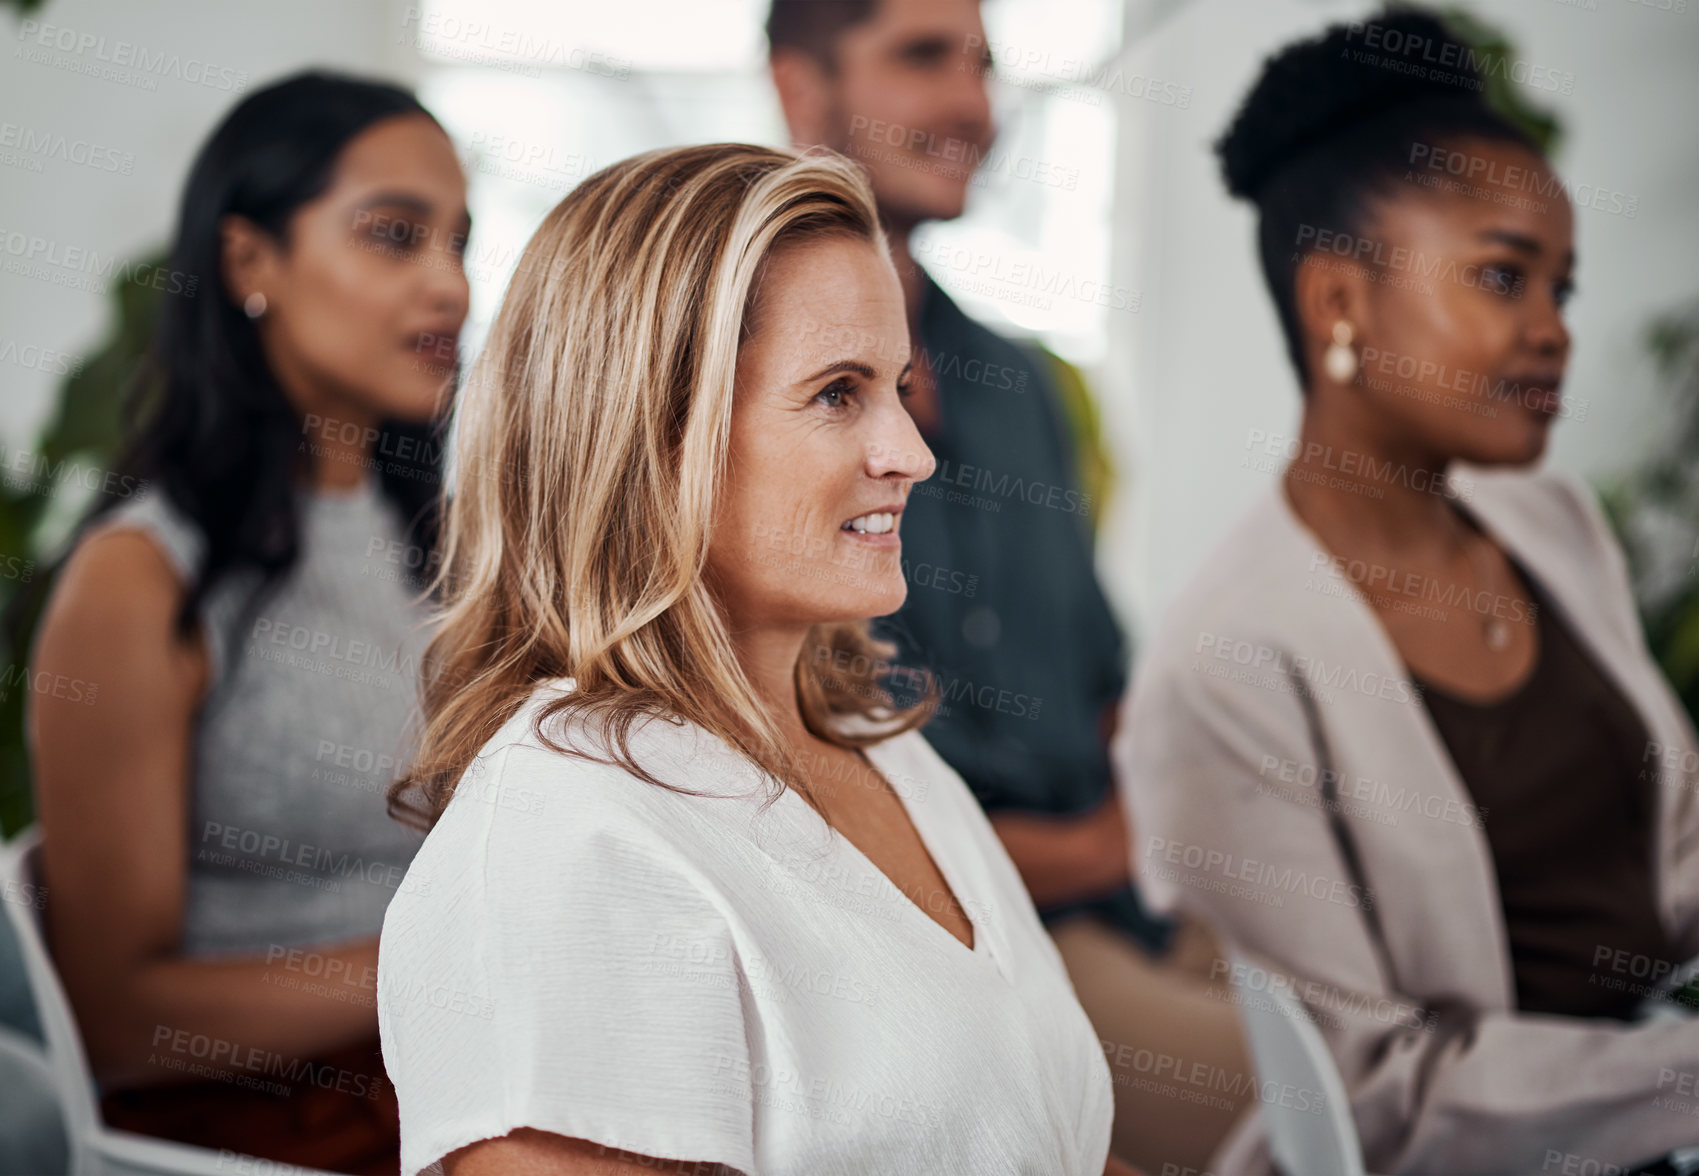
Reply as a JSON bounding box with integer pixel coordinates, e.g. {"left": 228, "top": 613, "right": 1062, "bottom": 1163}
{"left": 766, "top": 0, "right": 880, "bottom": 67}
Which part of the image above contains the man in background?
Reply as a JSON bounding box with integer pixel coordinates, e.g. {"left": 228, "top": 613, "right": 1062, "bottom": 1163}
{"left": 767, "top": 2, "right": 1254, "bottom": 1171}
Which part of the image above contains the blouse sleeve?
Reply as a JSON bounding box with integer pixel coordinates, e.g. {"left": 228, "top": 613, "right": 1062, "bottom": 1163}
{"left": 379, "top": 744, "right": 757, "bottom": 1176}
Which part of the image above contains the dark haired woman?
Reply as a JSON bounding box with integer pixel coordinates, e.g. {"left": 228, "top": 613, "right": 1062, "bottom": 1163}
{"left": 25, "top": 71, "right": 469, "bottom": 1173}
{"left": 1117, "top": 10, "right": 1699, "bottom": 1174}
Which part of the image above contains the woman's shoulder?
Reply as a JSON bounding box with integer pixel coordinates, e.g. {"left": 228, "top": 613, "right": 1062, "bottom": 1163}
{"left": 79, "top": 489, "right": 205, "bottom": 587}
{"left": 1463, "top": 463, "right": 1615, "bottom": 554}
{"left": 422, "top": 684, "right": 775, "bottom": 874}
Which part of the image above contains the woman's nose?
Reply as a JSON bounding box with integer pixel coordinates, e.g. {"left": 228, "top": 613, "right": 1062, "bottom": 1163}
{"left": 869, "top": 404, "right": 936, "bottom": 483}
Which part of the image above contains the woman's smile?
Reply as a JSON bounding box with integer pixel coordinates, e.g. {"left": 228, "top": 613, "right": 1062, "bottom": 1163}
{"left": 841, "top": 505, "right": 905, "bottom": 547}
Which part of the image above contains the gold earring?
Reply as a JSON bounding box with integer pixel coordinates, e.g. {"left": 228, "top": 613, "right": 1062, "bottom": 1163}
{"left": 1324, "top": 320, "right": 1357, "bottom": 383}
{"left": 243, "top": 292, "right": 268, "bottom": 319}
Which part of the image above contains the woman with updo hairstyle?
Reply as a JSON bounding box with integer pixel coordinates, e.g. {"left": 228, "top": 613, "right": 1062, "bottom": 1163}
{"left": 1117, "top": 9, "right": 1699, "bottom": 1174}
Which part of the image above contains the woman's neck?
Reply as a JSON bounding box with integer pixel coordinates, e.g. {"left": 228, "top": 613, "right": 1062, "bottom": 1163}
{"left": 729, "top": 622, "right": 812, "bottom": 745}
{"left": 1282, "top": 400, "right": 1470, "bottom": 565}
{"left": 296, "top": 403, "right": 380, "bottom": 493}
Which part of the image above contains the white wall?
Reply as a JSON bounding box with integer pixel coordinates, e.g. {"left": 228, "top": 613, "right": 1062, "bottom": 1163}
{"left": 6, "top": 0, "right": 1694, "bottom": 641}
{"left": 0, "top": 0, "right": 419, "bottom": 449}
{"left": 1097, "top": 0, "right": 1699, "bottom": 638}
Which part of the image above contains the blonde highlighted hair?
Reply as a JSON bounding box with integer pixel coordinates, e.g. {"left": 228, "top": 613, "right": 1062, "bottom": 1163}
{"left": 390, "top": 143, "right": 933, "bottom": 828}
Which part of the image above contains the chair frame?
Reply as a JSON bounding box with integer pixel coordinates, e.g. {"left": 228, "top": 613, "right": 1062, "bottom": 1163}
{"left": 1227, "top": 946, "right": 1378, "bottom": 1176}
{"left": 2, "top": 826, "right": 340, "bottom": 1176}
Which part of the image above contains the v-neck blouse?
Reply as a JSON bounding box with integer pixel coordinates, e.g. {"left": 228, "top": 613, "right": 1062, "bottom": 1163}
{"left": 378, "top": 679, "right": 1113, "bottom": 1176}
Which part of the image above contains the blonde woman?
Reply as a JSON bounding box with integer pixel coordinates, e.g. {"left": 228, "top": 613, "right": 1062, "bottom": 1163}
{"left": 376, "top": 144, "right": 1128, "bottom": 1176}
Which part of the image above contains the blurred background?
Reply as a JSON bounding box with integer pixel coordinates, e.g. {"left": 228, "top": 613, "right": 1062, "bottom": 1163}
{"left": 2, "top": 0, "right": 1696, "bottom": 835}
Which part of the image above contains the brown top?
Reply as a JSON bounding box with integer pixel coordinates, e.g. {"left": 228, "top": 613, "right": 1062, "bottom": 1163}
{"left": 1413, "top": 569, "right": 1672, "bottom": 1020}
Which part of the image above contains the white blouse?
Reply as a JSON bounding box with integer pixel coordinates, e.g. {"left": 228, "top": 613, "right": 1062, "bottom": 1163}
{"left": 378, "top": 678, "right": 1113, "bottom": 1176}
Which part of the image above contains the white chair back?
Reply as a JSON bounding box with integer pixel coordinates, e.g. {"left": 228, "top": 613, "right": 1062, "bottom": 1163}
{"left": 0, "top": 1018, "right": 68, "bottom": 1174}
{"left": 2, "top": 827, "right": 340, "bottom": 1176}
{"left": 1228, "top": 947, "right": 1368, "bottom": 1176}
{"left": 3, "top": 826, "right": 102, "bottom": 1174}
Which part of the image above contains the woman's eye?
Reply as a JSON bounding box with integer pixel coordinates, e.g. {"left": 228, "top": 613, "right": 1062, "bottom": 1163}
{"left": 815, "top": 380, "right": 854, "bottom": 409}
{"left": 1480, "top": 264, "right": 1523, "bottom": 298}
{"left": 370, "top": 224, "right": 416, "bottom": 252}
{"left": 1554, "top": 280, "right": 1576, "bottom": 309}
{"left": 897, "top": 380, "right": 915, "bottom": 399}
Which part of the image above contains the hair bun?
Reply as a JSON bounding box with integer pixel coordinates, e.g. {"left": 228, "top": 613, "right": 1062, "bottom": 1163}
{"left": 1217, "top": 7, "right": 1487, "bottom": 202}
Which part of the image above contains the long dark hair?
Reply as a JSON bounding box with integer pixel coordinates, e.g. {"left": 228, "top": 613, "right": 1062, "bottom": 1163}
{"left": 1215, "top": 7, "right": 1540, "bottom": 389}
{"left": 93, "top": 70, "right": 451, "bottom": 636}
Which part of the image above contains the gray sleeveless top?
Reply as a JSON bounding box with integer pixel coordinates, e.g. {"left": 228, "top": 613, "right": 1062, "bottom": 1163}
{"left": 89, "top": 474, "right": 431, "bottom": 957}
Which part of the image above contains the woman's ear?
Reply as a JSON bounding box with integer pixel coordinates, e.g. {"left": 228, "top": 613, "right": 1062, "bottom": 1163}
{"left": 1293, "top": 245, "right": 1373, "bottom": 388}
{"left": 219, "top": 213, "right": 275, "bottom": 311}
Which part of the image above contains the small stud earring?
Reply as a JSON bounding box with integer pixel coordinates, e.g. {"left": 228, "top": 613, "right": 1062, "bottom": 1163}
{"left": 1324, "top": 320, "right": 1357, "bottom": 384}
{"left": 243, "top": 292, "right": 268, "bottom": 319}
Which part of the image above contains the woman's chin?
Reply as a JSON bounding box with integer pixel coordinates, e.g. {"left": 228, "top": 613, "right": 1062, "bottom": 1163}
{"left": 818, "top": 583, "right": 909, "bottom": 624}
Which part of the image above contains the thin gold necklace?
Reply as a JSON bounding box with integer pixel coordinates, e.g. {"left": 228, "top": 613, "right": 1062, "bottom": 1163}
{"left": 1460, "top": 533, "right": 1515, "bottom": 652}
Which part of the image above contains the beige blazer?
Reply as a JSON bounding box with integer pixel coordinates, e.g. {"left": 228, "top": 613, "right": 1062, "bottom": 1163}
{"left": 1116, "top": 466, "right": 1699, "bottom": 1174}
